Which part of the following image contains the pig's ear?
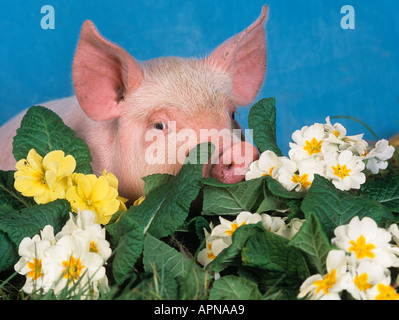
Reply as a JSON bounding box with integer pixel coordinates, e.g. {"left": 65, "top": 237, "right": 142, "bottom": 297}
{"left": 73, "top": 20, "right": 143, "bottom": 121}
{"left": 206, "top": 5, "right": 268, "bottom": 106}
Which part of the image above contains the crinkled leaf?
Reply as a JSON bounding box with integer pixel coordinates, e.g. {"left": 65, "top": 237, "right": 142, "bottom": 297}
{"left": 207, "top": 223, "right": 266, "bottom": 273}
{"left": 201, "top": 177, "right": 264, "bottom": 215}
{"left": 132, "top": 143, "right": 213, "bottom": 239}
{"left": 301, "top": 175, "right": 395, "bottom": 239}
{"left": 360, "top": 174, "right": 399, "bottom": 213}
{"left": 289, "top": 212, "right": 331, "bottom": 274}
{"left": 248, "top": 97, "right": 282, "bottom": 156}
{"left": 13, "top": 106, "right": 93, "bottom": 174}
{"left": 143, "top": 234, "right": 209, "bottom": 299}
{"left": 143, "top": 173, "right": 174, "bottom": 196}
{"left": 0, "top": 228, "right": 18, "bottom": 272}
{"left": 242, "top": 228, "right": 310, "bottom": 284}
{"left": 106, "top": 212, "right": 144, "bottom": 285}
{"left": 0, "top": 199, "right": 70, "bottom": 246}
{"left": 209, "top": 275, "right": 262, "bottom": 300}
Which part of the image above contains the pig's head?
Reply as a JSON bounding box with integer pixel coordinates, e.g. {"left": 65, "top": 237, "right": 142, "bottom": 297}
{"left": 72, "top": 6, "right": 268, "bottom": 201}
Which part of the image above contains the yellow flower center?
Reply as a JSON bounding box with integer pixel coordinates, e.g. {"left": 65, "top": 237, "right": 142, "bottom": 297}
{"left": 27, "top": 258, "right": 43, "bottom": 280}
{"left": 62, "top": 256, "right": 85, "bottom": 282}
{"left": 89, "top": 241, "right": 98, "bottom": 253}
{"left": 303, "top": 138, "right": 323, "bottom": 155}
{"left": 313, "top": 269, "right": 336, "bottom": 295}
{"left": 207, "top": 243, "right": 216, "bottom": 260}
{"left": 261, "top": 167, "right": 275, "bottom": 177}
{"left": 332, "top": 164, "right": 351, "bottom": 180}
{"left": 354, "top": 273, "right": 373, "bottom": 291}
{"left": 225, "top": 222, "right": 246, "bottom": 236}
{"left": 375, "top": 284, "right": 399, "bottom": 300}
{"left": 291, "top": 173, "right": 312, "bottom": 189}
{"left": 349, "top": 235, "right": 375, "bottom": 259}
{"left": 333, "top": 130, "right": 341, "bottom": 138}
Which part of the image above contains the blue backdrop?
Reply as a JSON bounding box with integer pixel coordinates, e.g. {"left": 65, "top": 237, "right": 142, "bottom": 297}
{"left": 1, "top": 0, "right": 398, "bottom": 155}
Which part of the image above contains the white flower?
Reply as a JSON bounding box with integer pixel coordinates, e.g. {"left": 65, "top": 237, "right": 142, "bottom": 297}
{"left": 14, "top": 226, "right": 55, "bottom": 294}
{"left": 298, "top": 250, "right": 348, "bottom": 300}
{"left": 323, "top": 117, "right": 368, "bottom": 155}
{"left": 343, "top": 258, "right": 390, "bottom": 300}
{"left": 42, "top": 235, "right": 107, "bottom": 299}
{"left": 245, "top": 151, "right": 285, "bottom": 180}
{"left": 284, "top": 218, "right": 305, "bottom": 240}
{"left": 365, "top": 282, "right": 399, "bottom": 300}
{"left": 288, "top": 123, "right": 326, "bottom": 162}
{"left": 57, "top": 210, "right": 112, "bottom": 263}
{"left": 260, "top": 214, "right": 304, "bottom": 240}
{"left": 261, "top": 214, "right": 287, "bottom": 235}
{"left": 331, "top": 216, "right": 395, "bottom": 269}
{"left": 198, "top": 212, "right": 262, "bottom": 267}
{"left": 365, "top": 139, "right": 395, "bottom": 174}
{"left": 324, "top": 150, "right": 366, "bottom": 191}
{"left": 276, "top": 157, "right": 325, "bottom": 192}
{"left": 211, "top": 211, "right": 262, "bottom": 238}
{"left": 323, "top": 116, "right": 347, "bottom": 141}
{"left": 197, "top": 229, "right": 231, "bottom": 267}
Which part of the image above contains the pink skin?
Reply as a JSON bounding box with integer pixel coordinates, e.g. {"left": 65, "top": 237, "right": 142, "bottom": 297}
{"left": 0, "top": 6, "right": 269, "bottom": 202}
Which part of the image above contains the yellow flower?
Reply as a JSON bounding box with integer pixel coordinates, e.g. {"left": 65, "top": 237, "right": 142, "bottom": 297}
{"left": 66, "top": 173, "right": 120, "bottom": 225}
{"left": 133, "top": 196, "right": 145, "bottom": 206}
{"left": 101, "top": 170, "right": 128, "bottom": 212}
{"left": 14, "top": 149, "right": 76, "bottom": 204}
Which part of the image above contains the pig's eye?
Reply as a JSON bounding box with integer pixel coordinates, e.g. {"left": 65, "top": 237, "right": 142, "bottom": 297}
{"left": 154, "top": 122, "right": 167, "bottom": 130}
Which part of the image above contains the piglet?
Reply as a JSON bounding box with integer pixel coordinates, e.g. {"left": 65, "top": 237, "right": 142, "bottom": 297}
{"left": 0, "top": 6, "right": 268, "bottom": 202}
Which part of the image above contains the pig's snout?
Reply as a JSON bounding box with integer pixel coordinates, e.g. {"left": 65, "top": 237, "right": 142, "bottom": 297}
{"left": 210, "top": 142, "right": 259, "bottom": 184}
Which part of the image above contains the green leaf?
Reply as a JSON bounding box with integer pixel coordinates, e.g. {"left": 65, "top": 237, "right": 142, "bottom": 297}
{"left": 13, "top": 106, "right": 93, "bottom": 174}
{"left": 0, "top": 170, "right": 35, "bottom": 211}
{"left": 143, "top": 173, "right": 174, "bottom": 196}
{"left": 301, "top": 175, "right": 395, "bottom": 239}
{"left": 360, "top": 174, "right": 399, "bottom": 213}
{"left": 0, "top": 199, "right": 70, "bottom": 246}
{"left": 209, "top": 275, "right": 262, "bottom": 300}
{"left": 248, "top": 98, "right": 282, "bottom": 156}
{"left": 289, "top": 212, "right": 332, "bottom": 274}
{"left": 242, "top": 229, "right": 310, "bottom": 283}
{"left": 143, "top": 234, "right": 209, "bottom": 299}
{"left": 0, "top": 229, "right": 18, "bottom": 272}
{"left": 201, "top": 177, "right": 264, "bottom": 215}
{"left": 129, "top": 270, "right": 179, "bottom": 300}
{"left": 132, "top": 143, "right": 213, "bottom": 239}
{"left": 106, "top": 211, "right": 144, "bottom": 285}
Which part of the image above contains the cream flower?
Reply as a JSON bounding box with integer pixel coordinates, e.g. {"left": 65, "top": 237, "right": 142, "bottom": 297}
{"left": 324, "top": 150, "right": 366, "bottom": 191}
{"left": 298, "top": 250, "right": 348, "bottom": 300}
{"left": 288, "top": 123, "right": 326, "bottom": 162}
{"left": 331, "top": 216, "right": 395, "bottom": 269}
{"left": 277, "top": 157, "right": 325, "bottom": 192}
{"left": 42, "top": 234, "right": 107, "bottom": 299}
{"left": 245, "top": 151, "right": 285, "bottom": 180}
{"left": 260, "top": 214, "right": 287, "bottom": 235}
{"left": 343, "top": 258, "right": 391, "bottom": 300}
{"left": 14, "top": 226, "right": 55, "bottom": 294}
{"left": 211, "top": 211, "right": 262, "bottom": 238}
{"left": 14, "top": 149, "right": 76, "bottom": 204}
{"left": 366, "top": 282, "right": 399, "bottom": 300}
{"left": 56, "top": 210, "right": 112, "bottom": 263}
{"left": 365, "top": 139, "right": 395, "bottom": 174}
{"left": 197, "top": 229, "right": 231, "bottom": 267}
